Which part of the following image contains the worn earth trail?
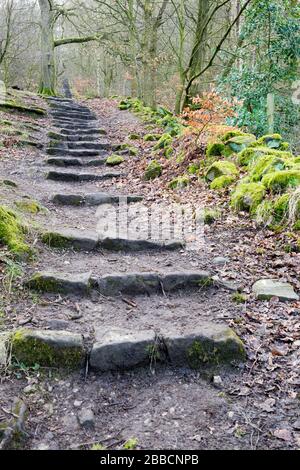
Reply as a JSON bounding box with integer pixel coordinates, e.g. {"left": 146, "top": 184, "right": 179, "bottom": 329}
{"left": 0, "top": 94, "right": 299, "bottom": 450}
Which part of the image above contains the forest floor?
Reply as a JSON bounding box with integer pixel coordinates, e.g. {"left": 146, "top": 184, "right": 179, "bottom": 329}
{"left": 0, "top": 93, "right": 299, "bottom": 450}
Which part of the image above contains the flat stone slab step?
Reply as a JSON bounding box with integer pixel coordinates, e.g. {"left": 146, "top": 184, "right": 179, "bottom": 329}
{"left": 46, "top": 148, "right": 109, "bottom": 157}
{"left": 46, "top": 157, "right": 107, "bottom": 167}
{"left": 66, "top": 142, "right": 110, "bottom": 150}
{"left": 252, "top": 279, "right": 299, "bottom": 301}
{"left": 5, "top": 329, "right": 85, "bottom": 368}
{"left": 51, "top": 112, "right": 96, "bottom": 120}
{"left": 58, "top": 128, "right": 105, "bottom": 135}
{"left": 46, "top": 171, "right": 121, "bottom": 182}
{"left": 51, "top": 192, "right": 143, "bottom": 206}
{"left": 28, "top": 271, "right": 213, "bottom": 296}
{"left": 1, "top": 324, "right": 245, "bottom": 370}
{"left": 90, "top": 325, "right": 246, "bottom": 371}
{"left": 41, "top": 229, "right": 184, "bottom": 252}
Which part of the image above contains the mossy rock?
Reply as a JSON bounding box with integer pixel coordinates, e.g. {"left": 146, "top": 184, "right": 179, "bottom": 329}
{"left": 144, "top": 133, "right": 161, "bottom": 142}
{"left": 203, "top": 208, "right": 221, "bottom": 225}
{"left": 153, "top": 133, "right": 172, "bottom": 150}
{"left": 2, "top": 179, "right": 18, "bottom": 188}
{"left": 106, "top": 155, "right": 125, "bottom": 166}
{"left": 231, "top": 183, "right": 266, "bottom": 213}
{"left": 0, "top": 101, "right": 46, "bottom": 116}
{"left": 238, "top": 146, "right": 293, "bottom": 167}
{"left": 262, "top": 170, "right": 300, "bottom": 193}
{"left": 15, "top": 199, "right": 44, "bottom": 214}
{"left": 128, "top": 133, "right": 140, "bottom": 140}
{"left": 188, "top": 162, "right": 200, "bottom": 175}
{"left": 249, "top": 154, "right": 293, "bottom": 182}
{"left": 11, "top": 329, "right": 84, "bottom": 369}
{"left": 252, "top": 133, "right": 283, "bottom": 149}
{"left": 210, "top": 175, "right": 236, "bottom": 190}
{"left": 0, "top": 206, "right": 31, "bottom": 258}
{"left": 206, "top": 142, "right": 227, "bottom": 158}
{"left": 168, "top": 175, "right": 189, "bottom": 190}
{"left": 221, "top": 130, "right": 249, "bottom": 142}
{"left": 226, "top": 134, "right": 256, "bottom": 153}
{"left": 144, "top": 160, "right": 162, "bottom": 180}
{"left": 164, "top": 146, "right": 173, "bottom": 158}
{"left": 206, "top": 161, "right": 238, "bottom": 182}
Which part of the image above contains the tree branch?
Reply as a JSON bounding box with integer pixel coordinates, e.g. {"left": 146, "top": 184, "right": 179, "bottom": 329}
{"left": 54, "top": 33, "right": 107, "bottom": 47}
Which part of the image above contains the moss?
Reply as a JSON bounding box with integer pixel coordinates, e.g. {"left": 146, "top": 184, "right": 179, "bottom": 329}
{"left": 188, "top": 162, "right": 200, "bottom": 175}
{"left": 255, "top": 200, "right": 275, "bottom": 226}
{"left": 249, "top": 154, "right": 292, "bottom": 182}
{"left": 144, "top": 160, "right": 162, "bottom": 180}
{"left": 206, "top": 142, "right": 226, "bottom": 158}
{"left": 153, "top": 133, "right": 172, "bottom": 150}
{"left": 226, "top": 134, "right": 256, "bottom": 153}
{"left": 28, "top": 273, "right": 66, "bottom": 293}
{"left": 128, "top": 133, "right": 140, "bottom": 140}
{"left": 210, "top": 175, "right": 236, "bottom": 190}
{"left": 230, "top": 183, "right": 266, "bottom": 213}
{"left": 238, "top": 146, "right": 293, "bottom": 167}
{"left": 187, "top": 332, "right": 245, "bottom": 368}
{"left": 164, "top": 146, "right": 173, "bottom": 158}
{"left": 114, "top": 143, "right": 138, "bottom": 156}
{"left": 168, "top": 175, "right": 189, "bottom": 190}
{"left": 232, "top": 292, "right": 247, "bottom": 304}
{"left": 206, "top": 161, "right": 238, "bottom": 182}
{"left": 15, "top": 199, "right": 44, "bottom": 214}
{"left": 252, "top": 133, "right": 283, "bottom": 149}
{"left": 0, "top": 101, "right": 46, "bottom": 116}
{"left": 123, "top": 438, "right": 138, "bottom": 450}
{"left": 203, "top": 208, "right": 221, "bottom": 225}
{"left": 2, "top": 179, "right": 18, "bottom": 188}
{"left": 41, "top": 231, "right": 74, "bottom": 249}
{"left": 106, "top": 155, "right": 125, "bottom": 166}
{"left": 144, "top": 133, "right": 161, "bottom": 142}
{"left": 221, "top": 130, "right": 249, "bottom": 142}
{"left": 262, "top": 170, "right": 300, "bottom": 193}
{"left": 0, "top": 206, "right": 31, "bottom": 258}
{"left": 11, "top": 330, "right": 83, "bottom": 368}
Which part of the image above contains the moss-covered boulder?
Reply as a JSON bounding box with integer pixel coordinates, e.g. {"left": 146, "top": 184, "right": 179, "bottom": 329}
{"left": 225, "top": 134, "right": 256, "bottom": 153}
{"left": 210, "top": 175, "right": 237, "bottom": 190}
{"left": 11, "top": 329, "right": 84, "bottom": 368}
{"left": 238, "top": 146, "right": 293, "bottom": 167}
{"left": 203, "top": 208, "right": 221, "bottom": 225}
{"left": 253, "top": 133, "right": 283, "bottom": 149}
{"left": 0, "top": 206, "right": 31, "bottom": 258}
{"left": 114, "top": 143, "right": 138, "bottom": 156}
{"left": 221, "top": 130, "right": 249, "bottom": 142}
{"left": 231, "top": 183, "right": 266, "bottom": 213}
{"left": 188, "top": 162, "right": 200, "bottom": 175}
{"left": 262, "top": 170, "right": 300, "bottom": 193}
{"left": 144, "top": 133, "right": 161, "bottom": 142}
{"left": 249, "top": 154, "right": 293, "bottom": 182}
{"left": 128, "top": 133, "right": 140, "bottom": 140}
{"left": 206, "top": 161, "right": 238, "bottom": 182}
{"left": 206, "top": 142, "right": 227, "bottom": 158}
{"left": 106, "top": 155, "right": 125, "bottom": 166}
{"left": 168, "top": 175, "right": 189, "bottom": 190}
{"left": 153, "top": 133, "right": 172, "bottom": 150}
{"left": 144, "top": 160, "right": 162, "bottom": 180}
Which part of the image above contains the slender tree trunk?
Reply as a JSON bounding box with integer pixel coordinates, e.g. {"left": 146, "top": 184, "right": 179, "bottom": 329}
{"left": 38, "top": 0, "right": 56, "bottom": 95}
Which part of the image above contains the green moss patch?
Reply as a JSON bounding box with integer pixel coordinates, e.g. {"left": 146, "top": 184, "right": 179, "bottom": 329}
{"left": 144, "top": 133, "right": 161, "bottom": 142}
{"left": 203, "top": 208, "right": 221, "bottom": 225}
{"left": 15, "top": 199, "right": 45, "bottom": 214}
{"left": 249, "top": 154, "right": 293, "bottom": 182}
{"left": 0, "top": 206, "right": 31, "bottom": 258}
{"left": 144, "top": 160, "right": 162, "bottom": 180}
{"left": 106, "top": 155, "right": 125, "bottom": 166}
{"left": 238, "top": 146, "right": 292, "bottom": 167}
{"left": 210, "top": 175, "right": 237, "bottom": 190}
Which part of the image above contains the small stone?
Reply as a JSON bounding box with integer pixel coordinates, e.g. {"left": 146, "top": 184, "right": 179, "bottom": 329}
{"left": 47, "top": 319, "right": 70, "bottom": 330}
{"left": 212, "top": 257, "right": 230, "bottom": 266}
{"left": 213, "top": 375, "right": 223, "bottom": 387}
{"left": 74, "top": 400, "right": 83, "bottom": 407}
{"left": 252, "top": 279, "right": 299, "bottom": 301}
{"left": 77, "top": 408, "right": 95, "bottom": 429}
{"left": 23, "top": 384, "right": 37, "bottom": 394}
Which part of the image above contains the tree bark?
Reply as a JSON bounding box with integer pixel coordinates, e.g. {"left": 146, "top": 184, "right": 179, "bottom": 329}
{"left": 38, "top": 0, "right": 56, "bottom": 95}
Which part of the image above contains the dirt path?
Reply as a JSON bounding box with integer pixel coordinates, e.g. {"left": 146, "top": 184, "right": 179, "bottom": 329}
{"left": 0, "top": 96, "right": 299, "bottom": 451}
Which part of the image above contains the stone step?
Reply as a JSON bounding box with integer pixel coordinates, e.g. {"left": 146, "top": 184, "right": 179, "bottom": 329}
{"left": 57, "top": 127, "right": 104, "bottom": 135}
{"left": 46, "top": 157, "right": 107, "bottom": 167}
{"left": 90, "top": 325, "right": 246, "bottom": 371}
{"left": 48, "top": 132, "right": 102, "bottom": 142}
{"left": 50, "top": 104, "right": 90, "bottom": 113}
{"left": 51, "top": 112, "right": 96, "bottom": 121}
{"left": 51, "top": 192, "right": 143, "bottom": 206}
{"left": 8, "top": 329, "right": 85, "bottom": 368}
{"left": 41, "top": 229, "right": 185, "bottom": 252}
{"left": 52, "top": 120, "right": 97, "bottom": 128}
{"left": 28, "top": 270, "right": 213, "bottom": 296}
{"left": 66, "top": 141, "right": 111, "bottom": 150}
{"left": 46, "top": 148, "right": 108, "bottom": 157}
{"left": 46, "top": 170, "right": 121, "bottom": 182}
{"left": 1, "top": 325, "right": 245, "bottom": 370}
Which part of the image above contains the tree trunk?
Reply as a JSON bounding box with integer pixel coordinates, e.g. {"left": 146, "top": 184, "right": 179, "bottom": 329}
{"left": 38, "top": 0, "right": 56, "bottom": 95}
{"left": 267, "top": 93, "right": 275, "bottom": 134}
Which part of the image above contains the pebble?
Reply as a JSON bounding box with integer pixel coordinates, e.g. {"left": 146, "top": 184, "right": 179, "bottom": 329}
{"left": 77, "top": 408, "right": 95, "bottom": 429}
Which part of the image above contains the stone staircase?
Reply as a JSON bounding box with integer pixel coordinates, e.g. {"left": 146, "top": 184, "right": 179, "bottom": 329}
{"left": 2, "top": 96, "right": 246, "bottom": 374}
